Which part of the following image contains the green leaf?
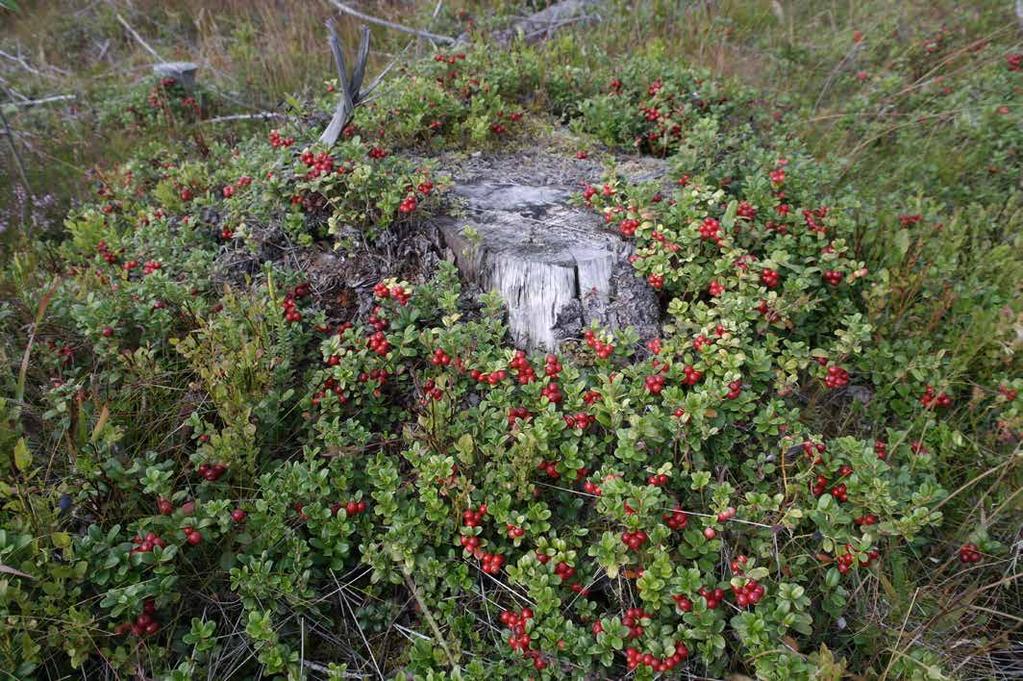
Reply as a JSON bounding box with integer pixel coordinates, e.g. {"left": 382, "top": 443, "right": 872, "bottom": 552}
{"left": 13, "top": 438, "right": 30, "bottom": 472}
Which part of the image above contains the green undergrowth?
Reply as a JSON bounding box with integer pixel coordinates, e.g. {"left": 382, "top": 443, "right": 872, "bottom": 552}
{"left": 1, "top": 2, "right": 1021, "bottom": 680}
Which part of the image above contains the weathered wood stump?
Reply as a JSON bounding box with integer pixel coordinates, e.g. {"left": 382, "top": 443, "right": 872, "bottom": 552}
{"left": 153, "top": 61, "right": 198, "bottom": 89}
{"left": 439, "top": 180, "right": 659, "bottom": 350}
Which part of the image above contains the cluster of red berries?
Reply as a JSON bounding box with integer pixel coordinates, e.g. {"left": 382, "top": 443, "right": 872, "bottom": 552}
{"left": 114, "top": 599, "right": 161, "bottom": 637}
{"left": 156, "top": 497, "right": 174, "bottom": 515}
{"left": 543, "top": 354, "right": 562, "bottom": 377}
{"left": 708, "top": 280, "right": 725, "bottom": 297}
{"left": 803, "top": 440, "right": 826, "bottom": 463}
{"left": 480, "top": 551, "right": 505, "bottom": 574}
{"left": 920, "top": 385, "right": 952, "bottom": 409}
{"left": 537, "top": 459, "right": 560, "bottom": 479}
{"left": 673, "top": 594, "right": 695, "bottom": 614}
{"left": 197, "top": 462, "right": 227, "bottom": 482}
{"left": 811, "top": 475, "right": 829, "bottom": 497}
{"left": 268, "top": 129, "right": 295, "bottom": 148}
{"left": 624, "top": 641, "right": 689, "bottom": 673}
{"left": 823, "top": 270, "right": 844, "bottom": 286}
{"left": 1005, "top": 53, "right": 1022, "bottom": 71}
{"left": 681, "top": 365, "right": 703, "bottom": 385}
{"left": 563, "top": 412, "right": 593, "bottom": 429}
{"left": 508, "top": 350, "right": 536, "bottom": 383}
{"left": 854, "top": 513, "right": 879, "bottom": 526}
{"left": 823, "top": 365, "right": 850, "bottom": 389}
{"left": 619, "top": 218, "right": 639, "bottom": 237}
{"left": 500, "top": 609, "right": 547, "bottom": 669}
{"left": 732, "top": 579, "right": 766, "bottom": 607}
{"left": 398, "top": 194, "right": 418, "bottom": 214}
{"left": 761, "top": 268, "right": 780, "bottom": 288}
{"left": 583, "top": 329, "right": 614, "bottom": 359}
{"left": 959, "top": 543, "right": 982, "bottom": 563}
{"left": 621, "top": 530, "right": 648, "bottom": 551}
{"left": 540, "top": 381, "right": 563, "bottom": 403}
{"left": 471, "top": 368, "right": 507, "bottom": 386}
{"left": 430, "top": 348, "right": 451, "bottom": 366}
{"left": 141, "top": 260, "right": 162, "bottom": 275}
{"left": 622, "top": 607, "right": 649, "bottom": 639}
{"left": 96, "top": 239, "right": 120, "bottom": 264}
{"left": 737, "top": 200, "right": 757, "bottom": 220}
{"left": 553, "top": 561, "right": 576, "bottom": 582}
{"left": 717, "top": 506, "right": 737, "bottom": 522}
{"left": 367, "top": 331, "right": 390, "bottom": 356}
{"left": 339, "top": 500, "right": 367, "bottom": 516}
{"left": 367, "top": 146, "right": 388, "bottom": 160}
{"left": 311, "top": 376, "right": 349, "bottom": 407}
{"left": 836, "top": 546, "right": 880, "bottom": 573}
{"left": 698, "top": 217, "right": 722, "bottom": 244}
{"left": 299, "top": 149, "right": 343, "bottom": 179}
{"left": 507, "top": 406, "right": 530, "bottom": 427}
{"left": 433, "top": 52, "right": 467, "bottom": 64}
{"left": 644, "top": 374, "right": 666, "bottom": 394}
{"left": 999, "top": 384, "right": 1018, "bottom": 401}
{"left": 663, "top": 506, "right": 688, "bottom": 529}
{"left": 182, "top": 526, "right": 203, "bottom": 546}
{"left": 358, "top": 367, "right": 390, "bottom": 388}
{"left": 647, "top": 473, "right": 669, "bottom": 486}
{"left": 281, "top": 282, "right": 311, "bottom": 324}
{"left": 699, "top": 586, "right": 726, "bottom": 609}
{"left": 130, "top": 532, "right": 167, "bottom": 555}
{"left": 874, "top": 440, "right": 888, "bottom": 460}
{"left": 582, "top": 479, "right": 603, "bottom": 496}
{"left": 505, "top": 523, "right": 525, "bottom": 539}
{"left": 373, "top": 281, "right": 411, "bottom": 305}
{"left": 420, "top": 378, "right": 443, "bottom": 402}
{"left": 726, "top": 379, "right": 743, "bottom": 399}
{"left": 462, "top": 504, "right": 487, "bottom": 527}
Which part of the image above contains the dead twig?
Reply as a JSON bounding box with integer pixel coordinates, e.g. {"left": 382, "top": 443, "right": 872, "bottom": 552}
{"left": 326, "top": 0, "right": 457, "bottom": 45}
{"left": 5, "top": 94, "right": 76, "bottom": 109}
{"left": 114, "top": 11, "right": 163, "bottom": 61}
{"left": 201, "top": 112, "right": 287, "bottom": 124}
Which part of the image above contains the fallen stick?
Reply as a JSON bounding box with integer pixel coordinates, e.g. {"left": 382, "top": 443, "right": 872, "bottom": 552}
{"left": 7, "top": 94, "right": 77, "bottom": 108}
{"left": 114, "top": 11, "right": 164, "bottom": 61}
{"left": 326, "top": 0, "right": 457, "bottom": 45}
{"left": 201, "top": 112, "right": 287, "bottom": 124}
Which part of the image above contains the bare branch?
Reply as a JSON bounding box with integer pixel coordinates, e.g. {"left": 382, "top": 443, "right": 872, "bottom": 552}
{"left": 349, "top": 25, "right": 371, "bottom": 103}
{"left": 6, "top": 94, "right": 76, "bottom": 109}
{"left": 201, "top": 112, "right": 287, "bottom": 125}
{"left": 320, "top": 19, "right": 358, "bottom": 146}
{"left": 326, "top": 0, "right": 457, "bottom": 45}
{"left": 114, "top": 11, "right": 164, "bottom": 61}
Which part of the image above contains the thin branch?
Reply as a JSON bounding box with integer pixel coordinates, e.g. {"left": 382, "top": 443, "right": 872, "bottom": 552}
{"left": 201, "top": 112, "right": 287, "bottom": 124}
{"left": 114, "top": 11, "right": 164, "bottom": 61}
{"left": 320, "top": 18, "right": 357, "bottom": 146}
{"left": 5, "top": 94, "right": 76, "bottom": 109}
{"left": 326, "top": 0, "right": 457, "bottom": 45}
{"left": 349, "top": 25, "right": 371, "bottom": 103}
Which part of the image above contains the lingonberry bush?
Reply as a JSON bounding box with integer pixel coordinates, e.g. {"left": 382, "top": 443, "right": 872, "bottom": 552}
{"left": 1, "top": 12, "right": 1021, "bottom": 681}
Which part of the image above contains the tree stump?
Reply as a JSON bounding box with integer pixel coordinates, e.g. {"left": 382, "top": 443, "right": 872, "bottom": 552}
{"left": 153, "top": 62, "right": 198, "bottom": 89}
{"left": 438, "top": 180, "right": 659, "bottom": 350}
